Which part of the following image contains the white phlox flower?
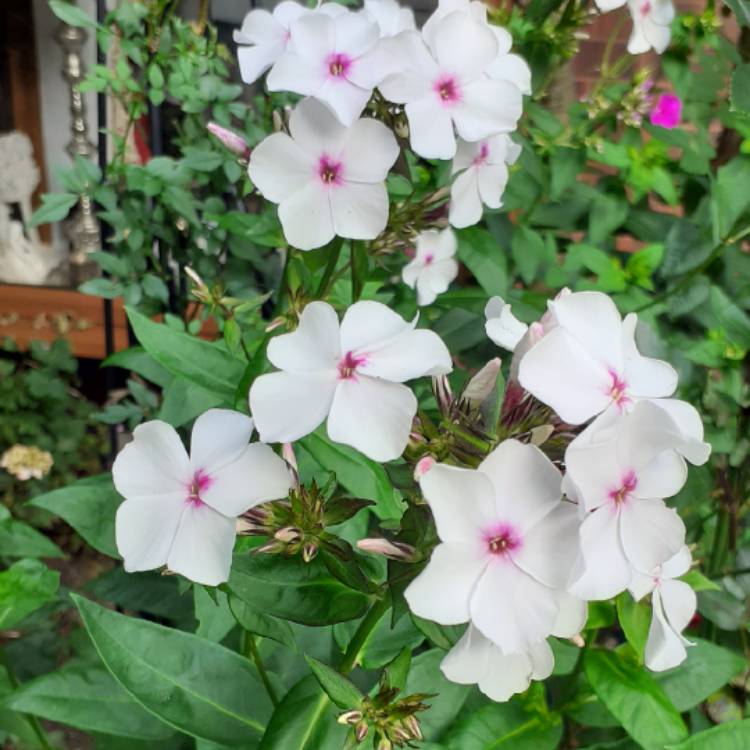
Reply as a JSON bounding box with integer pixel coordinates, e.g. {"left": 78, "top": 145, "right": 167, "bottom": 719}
{"left": 266, "top": 8, "right": 389, "bottom": 126}
{"left": 518, "top": 290, "right": 678, "bottom": 425}
{"left": 484, "top": 295, "right": 528, "bottom": 351}
{"left": 629, "top": 546, "right": 696, "bottom": 671}
{"left": 248, "top": 98, "right": 399, "bottom": 251}
{"left": 378, "top": 12, "right": 523, "bottom": 159}
{"left": 565, "top": 401, "right": 691, "bottom": 601}
{"left": 404, "top": 440, "right": 580, "bottom": 653}
{"left": 363, "top": 0, "right": 416, "bottom": 38}
{"left": 593, "top": 0, "right": 674, "bottom": 55}
{"left": 449, "top": 134, "right": 520, "bottom": 228}
{"left": 249, "top": 300, "right": 452, "bottom": 462}
{"left": 402, "top": 228, "right": 459, "bottom": 306}
{"left": 441, "top": 592, "right": 586, "bottom": 701}
{"left": 234, "top": 1, "right": 344, "bottom": 85}
{"left": 113, "top": 409, "right": 293, "bottom": 587}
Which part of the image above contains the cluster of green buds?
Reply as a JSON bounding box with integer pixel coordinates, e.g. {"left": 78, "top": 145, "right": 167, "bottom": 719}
{"left": 616, "top": 70, "right": 655, "bottom": 128}
{"left": 338, "top": 688, "right": 431, "bottom": 749}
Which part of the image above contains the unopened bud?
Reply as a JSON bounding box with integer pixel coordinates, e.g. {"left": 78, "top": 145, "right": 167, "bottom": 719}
{"left": 272, "top": 110, "right": 285, "bottom": 132}
{"left": 355, "top": 720, "right": 369, "bottom": 742}
{"left": 356, "top": 538, "right": 417, "bottom": 562}
{"left": 394, "top": 119, "right": 409, "bottom": 139}
{"left": 274, "top": 526, "right": 302, "bottom": 543}
{"left": 282, "top": 442, "right": 300, "bottom": 489}
{"left": 529, "top": 424, "right": 554, "bottom": 447}
{"left": 403, "top": 715, "right": 422, "bottom": 740}
{"left": 337, "top": 710, "right": 363, "bottom": 725}
{"left": 302, "top": 541, "right": 319, "bottom": 562}
{"left": 391, "top": 725, "right": 410, "bottom": 743}
{"left": 207, "top": 122, "right": 250, "bottom": 158}
{"left": 432, "top": 374, "right": 453, "bottom": 412}
{"left": 570, "top": 633, "right": 585, "bottom": 648}
{"left": 265, "top": 316, "right": 286, "bottom": 333}
{"left": 255, "top": 540, "right": 282, "bottom": 555}
{"left": 528, "top": 321, "right": 545, "bottom": 345}
{"left": 463, "top": 357, "right": 502, "bottom": 406}
{"left": 377, "top": 739, "right": 392, "bottom": 750}
{"left": 413, "top": 456, "right": 435, "bottom": 481}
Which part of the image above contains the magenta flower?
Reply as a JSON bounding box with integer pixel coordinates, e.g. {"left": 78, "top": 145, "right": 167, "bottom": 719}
{"left": 650, "top": 93, "right": 682, "bottom": 129}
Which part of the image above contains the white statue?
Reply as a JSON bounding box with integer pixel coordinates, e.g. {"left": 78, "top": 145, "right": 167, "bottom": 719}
{"left": 0, "top": 131, "right": 59, "bottom": 285}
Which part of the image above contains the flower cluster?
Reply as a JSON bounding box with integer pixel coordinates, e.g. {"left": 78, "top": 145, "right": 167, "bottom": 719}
{"left": 240, "top": 0, "right": 529, "bottom": 250}
{"left": 405, "top": 290, "right": 709, "bottom": 701}
{"left": 595, "top": 0, "right": 675, "bottom": 55}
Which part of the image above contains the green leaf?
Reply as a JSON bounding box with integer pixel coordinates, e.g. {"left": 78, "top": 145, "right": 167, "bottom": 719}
{"left": 382, "top": 647, "right": 411, "bottom": 692}
{"left": 6, "top": 663, "right": 174, "bottom": 740}
{"left": 158, "top": 377, "right": 224, "bottom": 428}
{"left": 127, "top": 307, "right": 245, "bottom": 404}
{"left": 103, "top": 346, "right": 172, "bottom": 387}
{"left": 79, "top": 278, "right": 125, "bottom": 299}
{"left": 182, "top": 148, "right": 224, "bottom": 172}
{"left": 228, "top": 554, "right": 370, "bottom": 626}
{"left": 142, "top": 274, "right": 170, "bottom": 304}
{"left": 713, "top": 158, "right": 750, "bottom": 238}
{"left": 731, "top": 65, "right": 750, "bottom": 112}
{"left": 709, "top": 285, "right": 750, "bottom": 349}
{"left": 666, "top": 719, "right": 750, "bottom": 749}
{"left": 258, "top": 676, "right": 347, "bottom": 750}
{"left": 679, "top": 570, "right": 719, "bottom": 592}
{"left": 725, "top": 0, "right": 750, "bottom": 26}
{"left": 456, "top": 226, "right": 508, "bottom": 297}
{"left": 73, "top": 594, "right": 272, "bottom": 745}
{"left": 49, "top": 0, "right": 97, "bottom": 28}
{"left": 444, "top": 701, "right": 563, "bottom": 750}
{"left": 661, "top": 220, "right": 714, "bottom": 277}
{"left": 511, "top": 225, "right": 546, "bottom": 285}
{"left": 298, "top": 431, "right": 403, "bottom": 521}
{"left": 228, "top": 596, "right": 296, "bottom": 650}
{"left": 550, "top": 147, "right": 585, "bottom": 199}
{"left": 589, "top": 193, "right": 629, "bottom": 245}
{"left": 616, "top": 593, "right": 650, "bottom": 661}
{"left": 0, "top": 560, "right": 59, "bottom": 629}
{"left": 0, "top": 519, "right": 63, "bottom": 558}
{"left": 194, "top": 588, "right": 235, "bottom": 643}
{"left": 584, "top": 649, "right": 687, "bottom": 750}
{"left": 29, "top": 474, "right": 120, "bottom": 558}
{"left": 29, "top": 192, "right": 79, "bottom": 227}
{"left": 656, "top": 638, "right": 746, "bottom": 712}
{"left": 305, "top": 656, "right": 363, "bottom": 710}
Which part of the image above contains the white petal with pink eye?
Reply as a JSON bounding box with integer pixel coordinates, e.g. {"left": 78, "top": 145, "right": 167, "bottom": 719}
{"left": 415, "top": 260, "right": 458, "bottom": 305}
{"left": 358, "top": 327, "right": 453, "bottom": 382}
{"left": 470, "top": 559, "right": 559, "bottom": 653}
{"left": 451, "top": 79, "right": 523, "bottom": 142}
{"left": 449, "top": 168, "right": 482, "bottom": 228}
{"left": 167, "top": 503, "right": 237, "bottom": 587}
{"left": 569, "top": 506, "right": 632, "bottom": 600}
{"left": 112, "top": 421, "right": 191, "bottom": 499}
{"left": 433, "top": 11, "right": 498, "bottom": 78}
{"left": 249, "top": 133, "right": 313, "bottom": 204}
{"left": 115, "top": 492, "right": 185, "bottom": 573}
{"left": 419, "top": 463, "right": 497, "bottom": 544}
{"left": 286, "top": 13, "right": 335, "bottom": 66}
{"left": 484, "top": 297, "right": 528, "bottom": 351}
{"left": 487, "top": 53, "right": 532, "bottom": 95}
{"left": 478, "top": 440, "right": 562, "bottom": 531}
{"left": 249, "top": 370, "right": 338, "bottom": 444}
{"left": 314, "top": 78, "right": 373, "bottom": 128}
{"left": 189, "top": 409, "right": 254, "bottom": 476}
{"left": 619, "top": 498, "right": 685, "bottom": 575}
{"left": 339, "top": 300, "right": 413, "bottom": 354}
{"left": 404, "top": 97, "right": 456, "bottom": 159}
{"left": 422, "top": 0, "right": 488, "bottom": 48}
{"left": 266, "top": 51, "right": 325, "bottom": 97}
{"left": 440, "top": 624, "right": 493, "bottom": 684}
{"left": 477, "top": 163, "right": 509, "bottom": 209}
{"left": 278, "top": 181, "right": 335, "bottom": 250}
{"left": 200, "top": 443, "right": 292, "bottom": 517}
{"left": 651, "top": 399, "right": 710, "bottom": 465}
{"left": 551, "top": 592, "right": 587, "bottom": 638}
{"left": 644, "top": 588, "right": 689, "bottom": 671}
{"left": 513, "top": 502, "right": 580, "bottom": 589}
{"left": 595, "top": 0, "right": 627, "bottom": 9}
{"left": 405, "top": 542, "right": 488, "bottom": 624}
{"left": 237, "top": 38, "right": 286, "bottom": 86}
{"left": 518, "top": 326, "right": 614, "bottom": 424}
{"left": 327, "top": 376, "right": 417, "bottom": 461}
{"left": 330, "top": 181, "right": 389, "bottom": 239}
{"left": 332, "top": 10, "right": 379, "bottom": 57}
{"left": 266, "top": 301, "right": 341, "bottom": 372}
{"left": 339, "top": 119, "right": 399, "bottom": 182}
{"left": 564, "top": 439, "right": 623, "bottom": 512}
{"left": 364, "top": 0, "right": 416, "bottom": 37}
{"left": 635, "top": 450, "right": 687, "bottom": 500}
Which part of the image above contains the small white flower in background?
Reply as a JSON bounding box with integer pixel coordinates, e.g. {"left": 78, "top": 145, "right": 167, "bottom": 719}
{"left": 364, "top": 0, "right": 416, "bottom": 38}
{"left": 113, "top": 409, "right": 292, "bottom": 587}
{"left": 449, "top": 134, "right": 520, "bottom": 228}
{"left": 518, "top": 290, "right": 678, "bottom": 425}
{"left": 266, "top": 9, "right": 388, "bottom": 126}
{"left": 378, "top": 12, "right": 523, "bottom": 159}
{"left": 629, "top": 546, "right": 696, "bottom": 671}
{"left": 248, "top": 98, "right": 399, "bottom": 251}
{"left": 593, "top": 0, "right": 674, "bottom": 54}
{"left": 441, "top": 592, "right": 586, "bottom": 701}
{"left": 402, "top": 228, "right": 459, "bottom": 306}
{"left": 484, "top": 296, "right": 527, "bottom": 351}
{"left": 249, "top": 300, "right": 452, "bottom": 462}
{"left": 233, "top": 2, "right": 344, "bottom": 85}
{"left": 0, "top": 445, "right": 53, "bottom": 481}
{"left": 405, "top": 440, "right": 580, "bottom": 653}
{"left": 565, "top": 401, "right": 690, "bottom": 601}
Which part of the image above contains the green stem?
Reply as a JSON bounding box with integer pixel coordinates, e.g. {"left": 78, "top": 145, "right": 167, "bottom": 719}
{"left": 339, "top": 596, "right": 390, "bottom": 675}
{"left": 242, "top": 631, "right": 279, "bottom": 707}
{"left": 315, "top": 238, "right": 344, "bottom": 300}
{"left": 0, "top": 649, "right": 53, "bottom": 750}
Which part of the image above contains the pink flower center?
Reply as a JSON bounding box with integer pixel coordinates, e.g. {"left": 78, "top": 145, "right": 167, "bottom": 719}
{"left": 326, "top": 52, "right": 352, "bottom": 78}
{"left": 609, "top": 470, "right": 637, "bottom": 506}
{"left": 423, "top": 253, "right": 434, "bottom": 265}
{"left": 607, "top": 370, "right": 631, "bottom": 410}
{"left": 473, "top": 142, "right": 490, "bottom": 167}
{"left": 187, "top": 469, "right": 212, "bottom": 507}
{"left": 338, "top": 350, "right": 367, "bottom": 380}
{"left": 318, "top": 155, "right": 343, "bottom": 187}
{"left": 434, "top": 74, "right": 462, "bottom": 106}
{"left": 483, "top": 522, "right": 522, "bottom": 557}
{"left": 640, "top": 0, "right": 651, "bottom": 14}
